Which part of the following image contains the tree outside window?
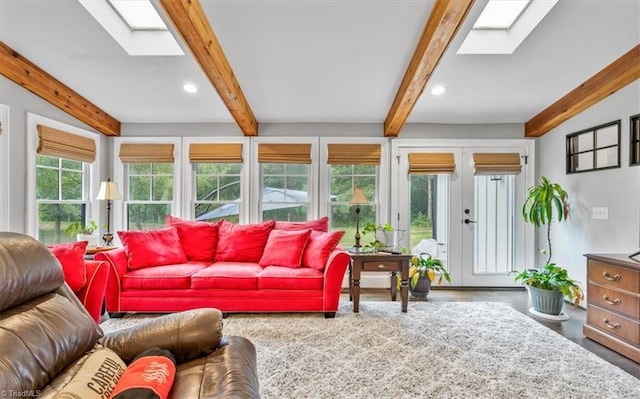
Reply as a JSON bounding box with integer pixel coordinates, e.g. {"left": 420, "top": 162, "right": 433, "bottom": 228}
{"left": 126, "top": 163, "right": 172, "bottom": 230}
{"left": 36, "top": 155, "right": 87, "bottom": 244}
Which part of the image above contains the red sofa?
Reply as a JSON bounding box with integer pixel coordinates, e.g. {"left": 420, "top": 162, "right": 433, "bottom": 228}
{"left": 96, "top": 217, "right": 351, "bottom": 318}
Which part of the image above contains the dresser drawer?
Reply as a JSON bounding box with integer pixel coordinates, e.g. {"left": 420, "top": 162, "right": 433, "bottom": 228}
{"left": 362, "top": 260, "right": 400, "bottom": 272}
{"left": 587, "top": 305, "right": 640, "bottom": 344}
{"left": 588, "top": 283, "right": 640, "bottom": 319}
{"left": 588, "top": 260, "right": 640, "bottom": 292}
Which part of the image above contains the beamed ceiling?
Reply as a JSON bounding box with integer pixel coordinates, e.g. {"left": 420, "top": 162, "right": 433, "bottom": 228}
{"left": 0, "top": 0, "right": 638, "bottom": 137}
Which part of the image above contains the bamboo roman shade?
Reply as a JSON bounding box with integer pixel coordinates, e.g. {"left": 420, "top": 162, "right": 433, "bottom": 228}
{"left": 258, "top": 143, "right": 311, "bottom": 164}
{"left": 37, "top": 125, "right": 96, "bottom": 163}
{"left": 119, "top": 143, "right": 174, "bottom": 163}
{"left": 473, "top": 153, "right": 522, "bottom": 175}
{"left": 189, "top": 143, "right": 243, "bottom": 163}
{"left": 408, "top": 153, "right": 455, "bottom": 174}
{"left": 327, "top": 144, "right": 381, "bottom": 165}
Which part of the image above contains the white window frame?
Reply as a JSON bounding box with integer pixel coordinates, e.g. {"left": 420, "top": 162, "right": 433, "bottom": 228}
{"left": 26, "top": 113, "right": 101, "bottom": 239}
{"left": 319, "top": 137, "right": 391, "bottom": 227}
{"left": 181, "top": 137, "right": 251, "bottom": 223}
{"left": 113, "top": 137, "right": 181, "bottom": 240}
{"left": 0, "top": 104, "right": 9, "bottom": 230}
{"left": 250, "top": 137, "right": 319, "bottom": 223}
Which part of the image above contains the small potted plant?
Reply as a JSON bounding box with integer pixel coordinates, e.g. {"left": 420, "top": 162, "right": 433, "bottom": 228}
{"left": 64, "top": 220, "right": 99, "bottom": 247}
{"left": 404, "top": 252, "right": 451, "bottom": 299}
{"left": 361, "top": 222, "right": 393, "bottom": 252}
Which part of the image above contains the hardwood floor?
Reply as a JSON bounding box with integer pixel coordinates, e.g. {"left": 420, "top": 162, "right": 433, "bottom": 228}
{"left": 345, "top": 287, "right": 640, "bottom": 379}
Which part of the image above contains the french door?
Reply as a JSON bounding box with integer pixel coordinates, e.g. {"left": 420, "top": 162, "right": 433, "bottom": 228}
{"left": 393, "top": 142, "right": 532, "bottom": 287}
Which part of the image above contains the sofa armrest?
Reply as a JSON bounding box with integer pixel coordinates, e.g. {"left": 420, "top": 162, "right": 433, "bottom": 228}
{"left": 94, "top": 248, "right": 128, "bottom": 312}
{"left": 99, "top": 308, "right": 223, "bottom": 364}
{"left": 322, "top": 248, "right": 351, "bottom": 311}
{"left": 75, "top": 260, "right": 109, "bottom": 323}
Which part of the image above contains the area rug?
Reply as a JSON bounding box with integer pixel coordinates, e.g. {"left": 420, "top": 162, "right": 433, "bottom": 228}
{"left": 101, "top": 302, "right": 640, "bottom": 398}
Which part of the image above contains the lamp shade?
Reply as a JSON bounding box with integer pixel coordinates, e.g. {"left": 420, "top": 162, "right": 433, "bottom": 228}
{"left": 96, "top": 180, "right": 122, "bottom": 201}
{"left": 349, "top": 187, "right": 368, "bottom": 205}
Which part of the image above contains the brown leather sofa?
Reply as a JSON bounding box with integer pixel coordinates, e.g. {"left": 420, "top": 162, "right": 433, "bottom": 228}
{"left": 0, "top": 232, "right": 260, "bottom": 398}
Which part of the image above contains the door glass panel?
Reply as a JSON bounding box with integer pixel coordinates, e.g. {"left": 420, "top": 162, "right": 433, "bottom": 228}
{"left": 473, "top": 174, "right": 514, "bottom": 274}
{"left": 410, "top": 174, "right": 449, "bottom": 263}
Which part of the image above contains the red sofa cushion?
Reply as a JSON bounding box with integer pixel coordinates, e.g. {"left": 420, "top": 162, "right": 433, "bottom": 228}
{"left": 118, "top": 226, "right": 188, "bottom": 270}
{"left": 302, "top": 230, "right": 345, "bottom": 270}
{"left": 191, "top": 262, "right": 263, "bottom": 290}
{"left": 274, "top": 216, "right": 329, "bottom": 232}
{"left": 166, "top": 215, "right": 219, "bottom": 262}
{"left": 215, "top": 220, "right": 275, "bottom": 262}
{"left": 47, "top": 241, "right": 88, "bottom": 292}
{"left": 259, "top": 229, "right": 311, "bottom": 268}
{"left": 258, "top": 266, "right": 324, "bottom": 290}
{"left": 122, "top": 263, "right": 208, "bottom": 290}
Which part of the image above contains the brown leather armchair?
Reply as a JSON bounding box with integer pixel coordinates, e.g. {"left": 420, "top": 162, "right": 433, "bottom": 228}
{"left": 0, "top": 232, "right": 260, "bottom": 398}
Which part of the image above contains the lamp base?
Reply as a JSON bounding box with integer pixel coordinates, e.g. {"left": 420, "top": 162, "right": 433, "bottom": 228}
{"left": 102, "top": 233, "right": 114, "bottom": 246}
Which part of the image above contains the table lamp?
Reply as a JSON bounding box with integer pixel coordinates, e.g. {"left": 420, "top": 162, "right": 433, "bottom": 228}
{"left": 349, "top": 187, "right": 368, "bottom": 249}
{"left": 96, "top": 178, "right": 121, "bottom": 246}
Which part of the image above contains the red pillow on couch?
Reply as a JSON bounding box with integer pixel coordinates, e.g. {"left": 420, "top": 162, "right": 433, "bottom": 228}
{"left": 216, "top": 220, "right": 276, "bottom": 263}
{"left": 118, "top": 226, "right": 187, "bottom": 270}
{"left": 259, "top": 229, "right": 312, "bottom": 268}
{"left": 274, "top": 216, "right": 329, "bottom": 232}
{"left": 47, "top": 241, "right": 88, "bottom": 292}
{"left": 166, "top": 215, "right": 219, "bottom": 262}
{"left": 302, "top": 230, "right": 345, "bottom": 270}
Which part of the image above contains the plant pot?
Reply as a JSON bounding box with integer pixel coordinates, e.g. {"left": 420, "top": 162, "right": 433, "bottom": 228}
{"left": 77, "top": 233, "right": 99, "bottom": 248}
{"left": 409, "top": 276, "right": 432, "bottom": 299}
{"left": 529, "top": 286, "right": 564, "bottom": 315}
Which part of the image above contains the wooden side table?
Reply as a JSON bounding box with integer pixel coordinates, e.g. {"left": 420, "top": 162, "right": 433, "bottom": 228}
{"left": 85, "top": 246, "right": 118, "bottom": 260}
{"left": 349, "top": 252, "right": 413, "bottom": 313}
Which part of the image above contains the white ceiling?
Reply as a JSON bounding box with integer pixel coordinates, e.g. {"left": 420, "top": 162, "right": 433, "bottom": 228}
{"left": 0, "top": 0, "right": 638, "bottom": 129}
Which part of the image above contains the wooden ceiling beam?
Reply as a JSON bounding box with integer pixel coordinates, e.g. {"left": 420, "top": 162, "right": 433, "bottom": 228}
{"left": 0, "top": 41, "right": 120, "bottom": 136}
{"left": 384, "top": 0, "right": 474, "bottom": 137}
{"left": 525, "top": 44, "right": 640, "bottom": 138}
{"left": 159, "top": 0, "right": 258, "bottom": 136}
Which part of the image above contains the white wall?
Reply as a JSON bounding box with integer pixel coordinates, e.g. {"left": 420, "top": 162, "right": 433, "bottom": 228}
{"left": 536, "top": 81, "right": 640, "bottom": 304}
{"left": 0, "top": 76, "right": 110, "bottom": 234}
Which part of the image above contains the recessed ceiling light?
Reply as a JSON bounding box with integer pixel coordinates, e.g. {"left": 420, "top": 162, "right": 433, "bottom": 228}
{"left": 183, "top": 83, "right": 198, "bottom": 94}
{"left": 431, "top": 85, "right": 446, "bottom": 96}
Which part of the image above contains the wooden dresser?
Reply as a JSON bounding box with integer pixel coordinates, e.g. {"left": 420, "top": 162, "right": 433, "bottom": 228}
{"left": 583, "top": 254, "right": 640, "bottom": 363}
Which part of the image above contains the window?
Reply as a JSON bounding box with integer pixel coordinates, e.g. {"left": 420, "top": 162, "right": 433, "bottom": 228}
{"left": 117, "top": 142, "right": 177, "bottom": 231}
{"left": 36, "top": 156, "right": 88, "bottom": 244}
{"left": 126, "top": 163, "right": 173, "bottom": 230}
{"left": 327, "top": 144, "right": 381, "bottom": 247}
{"left": 27, "top": 116, "right": 99, "bottom": 244}
{"left": 631, "top": 114, "right": 640, "bottom": 166}
{"left": 257, "top": 143, "right": 312, "bottom": 222}
{"left": 566, "top": 120, "right": 620, "bottom": 174}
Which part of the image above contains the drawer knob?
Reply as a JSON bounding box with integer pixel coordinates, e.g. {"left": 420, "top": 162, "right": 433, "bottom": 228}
{"left": 602, "top": 295, "right": 621, "bottom": 305}
{"left": 377, "top": 264, "right": 385, "bottom": 269}
{"left": 603, "top": 318, "right": 621, "bottom": 329}
{"left": 602, "top": 271, "right": 621, "bottom": 281}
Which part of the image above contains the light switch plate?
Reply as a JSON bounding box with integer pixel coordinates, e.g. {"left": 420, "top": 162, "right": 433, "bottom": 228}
{"left": 592, "top": 207, "right": 608, "bottom": 220}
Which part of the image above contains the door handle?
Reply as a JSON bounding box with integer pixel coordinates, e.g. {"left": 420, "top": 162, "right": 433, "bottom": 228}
{"left": 464, "top": 219, "right": 477, "bottom": 224}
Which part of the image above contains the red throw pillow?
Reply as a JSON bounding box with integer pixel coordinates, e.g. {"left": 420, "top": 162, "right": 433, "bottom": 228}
{"left": 166, "top": 215, "right": 219, "bottom": 262}
{"left": 215, "top": 220, "right": 276, "bottom": 262}
{"left": 47, "top": 241, "right": 88, "bottom": 292}
{"left": 302, "top": 230, "right": 345, "bottom": 270}
{"left": 118, "top": 226, "right": 187, "bottom": 270}
{"left": 110, "top": 348, "right": 175, "bottom": 399}
{"left": 274, "top": 216, "right": 329, "bottom": 232}
{"left": 259, "top": 229, "right": 312, "bottom": 268}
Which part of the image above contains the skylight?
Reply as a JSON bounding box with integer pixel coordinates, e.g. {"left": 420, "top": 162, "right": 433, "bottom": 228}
{"left": 79, "top": 0, "right": 184, "bottom": 56}
{"left": 473, "top": 0, "right": 530, "bottom": 30}
{"left": 457, "top": 0, "right": 558, "bottom": 55}
{"left": 107, "top": 0, "right": 167, "bottom": 31}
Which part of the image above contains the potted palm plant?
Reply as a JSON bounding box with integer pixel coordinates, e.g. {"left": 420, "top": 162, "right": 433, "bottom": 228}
{"left": 513, "top": 176, "right": 583, "bottom": 315}
{"left": 405, "top": 253, "right": 451, "bottom": 299}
